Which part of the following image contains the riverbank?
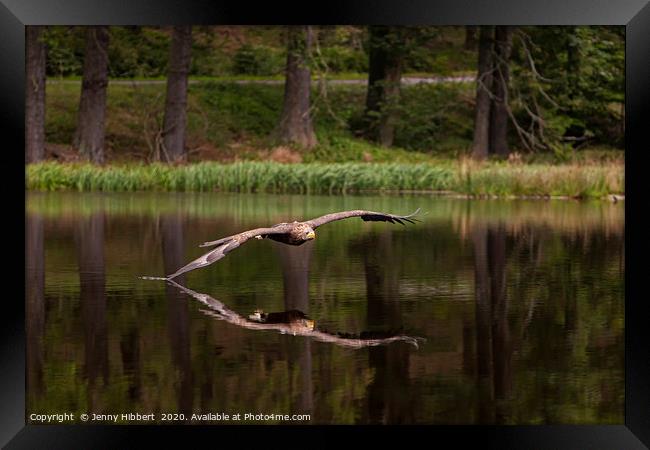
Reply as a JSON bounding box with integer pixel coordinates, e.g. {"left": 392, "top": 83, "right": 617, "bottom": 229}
{"left": 26, "top": 161, "right": 624, "bottom": 199}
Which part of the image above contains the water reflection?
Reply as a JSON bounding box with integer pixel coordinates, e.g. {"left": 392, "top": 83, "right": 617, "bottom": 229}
{"left": 75, "top": 212, "right": 108, "bottom": 412}
{"left": 25, "top": 193, "right": 624, "bottom": 424}
{"left": 472, "top": 222, "right": 513, "bottom": 423}
{"left": 161, "top": 213, "right": 193, "bottom": 416}
{"left": 276, "top": 242, "right": 314, "bottom": 418}
{"left": 26, "top": 212, "right": 45, "bottom": 405}
{"left": 351, "top": 231, "right": 417, "bottom": 424}
{"left": 164, "top": 278, "right": 423, "bottom": 349}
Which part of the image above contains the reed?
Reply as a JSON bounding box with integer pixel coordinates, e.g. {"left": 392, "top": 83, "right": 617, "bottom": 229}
{"left": 26, "top": 161, "right": 624, "bottom": 198}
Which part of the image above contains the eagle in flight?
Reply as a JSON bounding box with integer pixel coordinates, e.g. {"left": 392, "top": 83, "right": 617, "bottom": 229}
{"left": 162, "top": 208, "right": 421, "bottom": 280}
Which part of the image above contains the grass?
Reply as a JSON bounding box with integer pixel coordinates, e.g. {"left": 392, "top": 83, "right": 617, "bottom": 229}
{"left": 44, "top": 79, "right": 476, "bottom": 162}
{"left": 26, "top": 160, "right": 624, "bottom": 198}
{"left": 40, "top": 76, "right": 624, "bottom": 199}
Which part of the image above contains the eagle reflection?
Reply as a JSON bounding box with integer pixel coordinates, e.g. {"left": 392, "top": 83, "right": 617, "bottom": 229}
{"left": 164, "top": 279, "right": 424, "bottom": 349}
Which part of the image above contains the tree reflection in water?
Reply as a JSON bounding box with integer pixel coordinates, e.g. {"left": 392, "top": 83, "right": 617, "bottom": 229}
{"left": 26, "top": 212, "right": 45, "bottom": 405}
{"left": 75, "top": 212, "right": 108, "bottom": 413}
{"left": 472, "top": 222, "right": 513, "bottom": 424}
{"left": 276, "top": 241, "right": 314, "bottom": 419}
{"left": 26, "top": 193, "right": 624, "bottom": 424}
{"left": 161, "top": 213, "right": 193, "bottom": 417}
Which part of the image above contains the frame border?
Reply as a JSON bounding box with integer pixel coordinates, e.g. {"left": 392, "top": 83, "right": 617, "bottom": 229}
{"left": 6, "top": 0, "right": 649, "bottom": 447}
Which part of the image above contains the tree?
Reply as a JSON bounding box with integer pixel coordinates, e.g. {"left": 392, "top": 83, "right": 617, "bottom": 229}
{"left": 489, "top": 26, "right": 514, "bottom": 157}
{"left": 464, "top": 26, "right": 478, "bottom": 50}
{"left": 277, "top": 26, "right": 317, "bottom": 149}
{"left": 26, "top": 26, "right": 47, "bottom": 163}
{"left": 75, "top": 26, "right": 110, "bottom": 164}
{"left": 161, "top": 26, "right": 193, "bottom": 163}
{"left": 471, "top": 26, "right": 494, "bottom": 160}
{"left": 363, "top": 26, "right": 405, "bottom": 147}
{"left": 471, "top": 26, "right": 514, "bottom": 159}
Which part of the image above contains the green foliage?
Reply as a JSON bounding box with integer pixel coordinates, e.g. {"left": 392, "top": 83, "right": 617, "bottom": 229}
{"left": 42, "top": 27, "right": 85, "bottom": 77}
{"left": 41, "top": 25, "right": 624, "bottom": 158}
{"left": 393, "top": 83, "right": 474, "bottom": 154}
{"left": 232, "top": 44, "right": 285, "bottom": 76}
{"left": 510, "top": 26, "right": 624, "bottom": 150}
{"left": 107, "top": 27, "right": 171, "bottom": 78}
{"left": 195, "top": 82, "right": 283, "bottom": 144}
{"left": 316, "top": 46, "right": 368, "bottom": 73}
{"left": 41, "top": 25, "right": 476, "bottom": 79}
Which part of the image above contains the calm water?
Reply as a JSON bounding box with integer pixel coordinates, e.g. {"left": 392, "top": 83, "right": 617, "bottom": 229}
{"left": 26, "top": 192, "right": 624, "bottom": 425}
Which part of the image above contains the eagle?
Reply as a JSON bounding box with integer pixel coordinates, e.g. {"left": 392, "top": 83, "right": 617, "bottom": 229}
{"left": 162, "top": 208, "right": 421, "bottom": 280}
{"left": 164, "top": 278, "right": 425, "bottom": 348}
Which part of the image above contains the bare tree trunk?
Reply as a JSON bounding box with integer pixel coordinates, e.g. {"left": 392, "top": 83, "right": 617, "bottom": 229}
{"left": 364, "top": 26, "right": 404, "bottom": 147}
{"left": 26, "top": 26, "right": 46, "bottom": 163}
{"left": 471, "top": 26, "right": 494, "bottom": 160}
{"left": 489, "top": 26, "right": 513, "bottom": 157}
{"left": 277, "top": 26, "right": 317, "bottom": 149}
{"left": 75, "top": 26, "right": 110, "bottom": 164}
{"left": 566, "top": 26, "right": 580, "bottom": 103}
{"left": 162, "top": 26, "right": 192, "bottom": 163}
{"left": 464, "top": 26, "right": 478, "bottom": 50}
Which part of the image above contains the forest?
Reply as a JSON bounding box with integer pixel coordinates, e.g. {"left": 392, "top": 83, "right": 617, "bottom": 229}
{"left": 25, "top": 26, "right": 625, "bottom": 198}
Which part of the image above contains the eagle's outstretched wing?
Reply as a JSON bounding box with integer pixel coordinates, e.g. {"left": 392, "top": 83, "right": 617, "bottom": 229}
{"left": 305, "top": 208, "right": 421, "bottom": 229}
{"left": 166, "top": 224, "right": 293, "bottom": 279}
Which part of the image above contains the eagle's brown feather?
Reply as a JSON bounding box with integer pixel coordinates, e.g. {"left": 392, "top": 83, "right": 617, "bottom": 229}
{"left": 163, "top": 209, "right": 420, "bottom": 279}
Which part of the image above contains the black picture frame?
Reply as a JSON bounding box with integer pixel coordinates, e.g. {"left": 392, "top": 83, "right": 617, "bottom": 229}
{"left": 5, "top": 0, "right": 649, "bottom": 447}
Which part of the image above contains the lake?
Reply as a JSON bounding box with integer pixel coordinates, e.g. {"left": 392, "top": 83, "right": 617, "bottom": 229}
{"left": 25, "top": 192, "right": 624, "bottom": 424}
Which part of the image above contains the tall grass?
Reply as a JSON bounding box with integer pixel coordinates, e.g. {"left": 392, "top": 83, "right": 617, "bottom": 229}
{"left": 26, "top": 161, "right": 624, "bottom": 198}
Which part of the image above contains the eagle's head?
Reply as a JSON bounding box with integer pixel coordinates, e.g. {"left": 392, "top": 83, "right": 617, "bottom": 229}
{"left": 298, "top": 224, "right": 316, "bottom": 241}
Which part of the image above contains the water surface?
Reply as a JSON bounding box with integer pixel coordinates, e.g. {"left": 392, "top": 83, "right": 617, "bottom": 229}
{"left": 26, "top": 192, "right": 624, "bottom": 424}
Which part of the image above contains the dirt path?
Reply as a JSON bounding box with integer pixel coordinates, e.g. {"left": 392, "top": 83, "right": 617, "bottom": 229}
{"left": 47, "top": 76, "right": 475, "bottom": 86}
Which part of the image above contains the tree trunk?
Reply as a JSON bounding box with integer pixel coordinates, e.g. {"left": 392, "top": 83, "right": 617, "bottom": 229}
{"left": 489, "top": 26, "right": 513, "bottom": 157}
{"left": 162, "top": 26, "right": 192, "bottom": 163}
{"left": 566, "top": 26, "right": 580, "bottom": 102}
{"left": 364, "top": 26, "right": 404, "bottom": 147}
{"left": 75, "top": 26, "right": 110, "bottom": 164}
{"left": 471, "top": 26, "right": 494, "bottom": 160}
{"left": 277, "top": 26, "right": 317, "bottom": 149}
{"left": 464, "top": 26, "right": 478, "bottom": 50}
{"left": 25, "top": 26, "right": 47, "bottom": 163}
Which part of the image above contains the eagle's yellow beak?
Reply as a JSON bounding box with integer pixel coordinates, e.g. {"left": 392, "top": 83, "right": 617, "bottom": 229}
{"left": 306, "top": 231, "right": 316, "bottom": 240}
